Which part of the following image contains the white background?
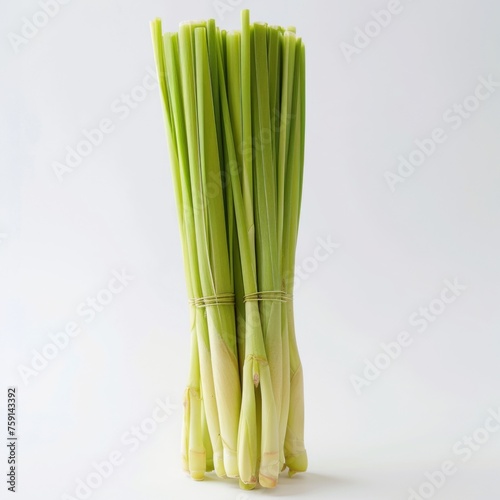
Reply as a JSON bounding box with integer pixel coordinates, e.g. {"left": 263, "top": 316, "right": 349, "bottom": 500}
{"left": 1, "top": 1, "right": 499, "bottom": 499}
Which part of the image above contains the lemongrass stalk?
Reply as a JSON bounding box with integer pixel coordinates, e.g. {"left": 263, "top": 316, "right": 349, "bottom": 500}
{"left": 282, "top": 38, "right": 308, "bottom": 476}
{"left": 189, "top": 25, "right": 241, "bottom": 478}
{"left": 217, "top": 29, "right": 235, "bottom": 308}
{"left": 228, "top": 13, "right": 260, "bottom": 486}
{"left": 275, "top": 21, "right": 291, "bottom": 459}
{"left": 275, "top": 29, "right": 298, "bottom": 472}
{"left": 251, "top": 21, "right": 283, "bottom": 479}
{"left": 225, "top": 31, "right": 247, "bottom": 377}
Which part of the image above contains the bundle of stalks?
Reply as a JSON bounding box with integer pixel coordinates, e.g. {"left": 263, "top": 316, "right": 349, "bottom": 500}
{"left": 151, "top": 9, "right": 307, "bottom": 489}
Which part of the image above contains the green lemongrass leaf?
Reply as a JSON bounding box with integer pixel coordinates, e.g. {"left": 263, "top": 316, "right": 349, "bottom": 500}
{"left": 225, "top": 32, "right": 243, "bottom": 173}
{"left": 298, "top": 41, "right": 306, "bottom": 216}
{"left": 215, "top": 18, "right": 257, "bottom": 299}
{"left": 177, "top": 22, "right": 213, "bottom": 296}
{"left": 206, "top": 19, "right": 224, "bottom": 170}
{"left": 240, "top": 10, "right": 255, "bottom": 270}
{"left": 193, "top": 26, "right": 233, "bottom": 339}
{"left": 215, "top": 29, "right": 235, "bottom": 291}
{"left": 225, "top": 30, "right": 246, "bottom": 376}
{"left": 277, "top": 31, "right": 297, "bottom": 259}
{"left": 220, "top": 29, "right": 227, "bottom": 71}
{"left": 267, "top": 26, "right": 281, "bottom": 179}
{"left": 252, "top": 22, "right": 278, "bottom": 291}
{"left": 282, "top": 36, "right": 302, "bottom": 286}
{"left": 162, "top": 33, "right": 200, "bottom": 301}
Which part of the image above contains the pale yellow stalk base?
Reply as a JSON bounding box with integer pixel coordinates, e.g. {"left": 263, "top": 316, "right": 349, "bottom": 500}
{"left": 258, "top": 362, "right": 280, "bottom": 488}
{"left": 237, "top": 359, "right": 258, "bottom": 486}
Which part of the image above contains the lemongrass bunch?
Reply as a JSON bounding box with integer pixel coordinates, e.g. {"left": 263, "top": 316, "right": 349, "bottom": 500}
{"left": 151, "top": 9, "right": 307, "bottom": 489}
